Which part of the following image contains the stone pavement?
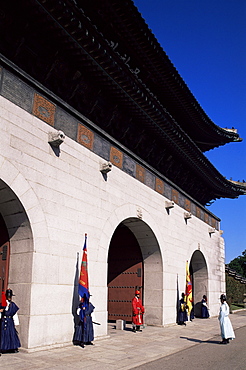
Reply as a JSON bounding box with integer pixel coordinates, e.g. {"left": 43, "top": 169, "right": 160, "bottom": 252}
{"left": 0, "top": 311, "right": 245, "bottom": 370}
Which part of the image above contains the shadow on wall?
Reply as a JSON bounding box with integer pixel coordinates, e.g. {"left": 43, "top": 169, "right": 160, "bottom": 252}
{"left": 194, "top": 301, "right": 202, "bottom": 317}
{"left": 176, "top": 274, "right": 180, "bottom": 323}
{"left": 72, "top": 253, "right": 80, "bottom": 329}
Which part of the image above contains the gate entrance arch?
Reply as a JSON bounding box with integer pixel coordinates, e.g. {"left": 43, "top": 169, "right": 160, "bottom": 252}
{"left": 107, "top": 217, "right": 163, "bottom": 326}
{"left": 190, "top": 250, "right": 208, "bottom": 317}
{"left": 108, "top": 224, "right": 143, "bottom": 322}
{"left": 0, "top": 179, "right": 33, "bottom": 345}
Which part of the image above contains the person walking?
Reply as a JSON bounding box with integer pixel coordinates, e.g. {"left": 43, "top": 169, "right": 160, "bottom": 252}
{"left": 201, "top": 295, "right": 210, "bottom": 318}
{"left": 0, "top": 289, "right": 21, "bottom": 354}
{"left": 218, "top": 294, "right": 235, "bottom": 344}
{"left": 132, "top": 290, "right": 145, "bottom": 332}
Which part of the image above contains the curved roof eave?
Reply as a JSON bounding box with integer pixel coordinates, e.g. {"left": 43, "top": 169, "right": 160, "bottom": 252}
{"left": 31, "top": 0, "right": 242, "bottom": 152}
{"left": 100, "top": 0, "right": 242, "bottom": 151}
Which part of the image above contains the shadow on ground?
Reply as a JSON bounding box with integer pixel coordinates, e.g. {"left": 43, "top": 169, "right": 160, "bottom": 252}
{"left": 180, "top": 336, "right": 221, "bottom": 344}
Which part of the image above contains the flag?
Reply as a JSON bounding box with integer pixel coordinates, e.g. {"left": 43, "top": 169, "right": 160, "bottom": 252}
{"left": 185, "top": 260, "right": 193, "bottom": 315}
{"left": 78, "top": 234, "right": 89, "bottom": 300}
{"left": 78, "top": 234, "right": 90, "bottom": 339}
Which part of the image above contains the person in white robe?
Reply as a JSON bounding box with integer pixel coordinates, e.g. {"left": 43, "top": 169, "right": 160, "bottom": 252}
{"left": 218, "top": 294, "right": 235, "bottom": 344}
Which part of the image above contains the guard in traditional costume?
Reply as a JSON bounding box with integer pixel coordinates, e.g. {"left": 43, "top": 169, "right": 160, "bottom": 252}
{"left": 132, "top": 290, "right": 145, "bottom": 332}
{"left": 73, "top": 295, "right": 95, "bottom": 347}
{"left": 178, "top": 292, "right": 188, "bottom": 325}
{"left": 201, "top": 295, "right": 210, "bottom": 318}
{"left": 0, "top": 289, "right": 21, "bottom": 354}
{"left": 218, "top": 294, "right": 235, "bottom": 344}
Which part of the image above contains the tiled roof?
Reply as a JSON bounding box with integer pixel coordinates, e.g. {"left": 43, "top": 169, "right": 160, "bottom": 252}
{"left": 0, "top": 0, "right": 245, "bottom": 204}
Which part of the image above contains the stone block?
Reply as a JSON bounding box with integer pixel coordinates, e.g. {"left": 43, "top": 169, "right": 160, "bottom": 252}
{"left": 145, "top": 306, "right": 163, "bottom": 326}
{"left": 116, "top": 319, "right": 126, "bottom": 330}
{"left": 93, "top": 310, "right": 108, "bottom": 338}
{"left": 10, "top": 238, "right": 33, "bottom": 254}
{"left": 28, "top": 313, "right": 73, "bottom": 349}
{"left": 30, "top": 284, "right": 72, "bottom": 316}
{"left": 32, "top": 253, "right": 60, "bottom": 285}
{"left": 10, "top": 172, "right": 32, "bottom": 198}
{"left": 9, "top": 252, "right": 33, "bottom": 284}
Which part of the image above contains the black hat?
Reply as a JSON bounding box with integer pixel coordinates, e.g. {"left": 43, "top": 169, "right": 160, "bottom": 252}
{"left": 220, "top": 294, "right": 226, "bottom": 301}
{"left": 6, "top": 289, "right": 14, "bottom": 299}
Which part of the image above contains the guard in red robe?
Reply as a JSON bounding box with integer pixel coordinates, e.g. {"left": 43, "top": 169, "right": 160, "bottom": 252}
{"left": 132, "top": 290, "right": 145, "bottom": 332}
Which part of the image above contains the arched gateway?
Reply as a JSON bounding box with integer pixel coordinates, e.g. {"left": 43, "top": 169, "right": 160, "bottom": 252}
{"left": 190, "top": 250, "right": 208, "bottom": 317}
{"left": 107, "top": 217, "right": 163, "bottom": 326}
{"left": 0, "top": 178, "right": 34, "bottom": 348}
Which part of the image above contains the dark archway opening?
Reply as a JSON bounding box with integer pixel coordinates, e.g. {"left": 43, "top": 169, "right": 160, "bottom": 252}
{"left": 190, "top": 250, "right": 208, "bottom": 317}
{"left": 107, "top": 224, "right": 143, "bottom": 323}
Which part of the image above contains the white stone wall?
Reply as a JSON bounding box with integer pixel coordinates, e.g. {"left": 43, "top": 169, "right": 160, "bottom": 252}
{"left": 0, "top": 95, "right": 224, "bottom": 350}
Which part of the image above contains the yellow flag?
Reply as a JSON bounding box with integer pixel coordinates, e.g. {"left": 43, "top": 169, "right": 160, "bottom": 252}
{"left": 185, "top": 261, "right": 193, "bottom": 315}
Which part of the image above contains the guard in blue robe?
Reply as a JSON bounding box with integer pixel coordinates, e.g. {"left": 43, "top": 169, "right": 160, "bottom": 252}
{"left": 201, "top": 295, "right": 210, "bottom": 318}
{"left": 73, "top": 299, "right": 95, "bottom": 347}
{"left": 83, "top": 302, "right": 95, "bottom": 344}
{"left": 0, "top": 289, "right": 21, "bottom": 353}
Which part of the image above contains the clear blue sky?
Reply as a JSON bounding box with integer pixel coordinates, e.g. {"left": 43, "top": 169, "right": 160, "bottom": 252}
{"left": 134, "top": 0, "right": 246, "bottom": 263}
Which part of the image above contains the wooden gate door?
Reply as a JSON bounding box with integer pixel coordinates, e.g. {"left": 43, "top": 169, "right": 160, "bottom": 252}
{"left": 0, "top": 214, "right": 10, "bottom": 296}
{"left": 108, "top": 225, "right": 143, "bottom": 322}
